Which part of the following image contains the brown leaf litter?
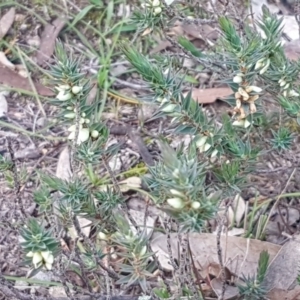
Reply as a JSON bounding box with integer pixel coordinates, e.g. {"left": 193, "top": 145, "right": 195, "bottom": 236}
{"left": 35, "top": 17, "right": 67, "bottom": 67}
{"left": 0, "top": 7, "right": 15, "bottom": 40}
{"left": 0, "top": 63, "right": 54, "bottom": 96}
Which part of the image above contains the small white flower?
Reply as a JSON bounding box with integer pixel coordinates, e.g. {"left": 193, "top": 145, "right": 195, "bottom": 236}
{"left": 195, "top": 136, "right": 208, "bottom": 148}
{"left": 32, "top": 252, "right": 43, "bottom": 268}
{"left": 45, "top": 263, "right": 53, "bottom": 270}
{"left": 26, "top": 251, "right": 34, "bottom": 257}
{"left": 232, "top": 119, "right": 251, "bottom": 128}
{"left": 233, "top": 75, "right": 243, "bottom": 84}
{"left": 153, "top": 6, "right": 162, "bottom": 15}
{"left": 211, "top": 149, "right": 218, "bottom": 158}
{"left": 91, "top": 130, "right": 99, "bottom": 138}
{"left": 191, "top": 201, "right": 201, "bottom": 209}
{"left": 71, "top": 86, "right": 83, "bottom": 94}
{"left": 199, "top": 143, "right": 212, "bottom": 153}
{"left": 279, "top": 79, "right": 286, "bottom": 87}
{"left": 161, "top": 103, "right": 177, "bottom": 113}
{"left": 68, "top": 128, "right": 90, "bottom": 145}
{"left": 167, "top": 197, "right": 184, "bottom": 209}
{"left": 80, "top": 118, "right": 85, "bottom": 124}
{"left": 68, "top": 124, "right": 83, "bottom": 132}
{"left": 152, "top": 0, "right": 160, "bottom": 6}
{"left": 41, "top": 251, "right": 54, "bottom": 265}
{"left": 283, "top": 83, "right": 290, "bottom": 90}
{"left": 56, "top": 91, "right": 72, "bottom": 101}
{"left": 289, "top": 90, "right": 300, "bottom": 97}
{"left": 85, "top": 119, "right": 90, "bottom": 124}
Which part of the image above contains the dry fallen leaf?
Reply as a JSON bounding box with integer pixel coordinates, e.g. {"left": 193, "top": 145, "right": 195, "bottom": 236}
{"left": 35, "top": 17, "right": 66, "bottom": 66}
{"left": 0, "top": 63, "right": 54, "bottom": 96}
{"left": 151, "top": 232, "right": 281, "bottom": 277}
{"left": 227, "top": 194, "right": 246, "bottom": 227}
{"left": 0, "top": 7, "right": 15, "bottom": 39}
{"left": 56, "top": 146, "right": 72, "bottom": 181}
{"left": 284, "top": 40, "right": 300, "bottom": 61}
{"left": 262, "top": 234, "right": 300, "bottom": 291}
{"left": 184, "top": 87, "right": 232, "bottom": 104}
{"left": 211, "top": 278, "right": 239, "bottom": 300}
{"left": 267, "top": 286, "right": 300, "bottom": 300}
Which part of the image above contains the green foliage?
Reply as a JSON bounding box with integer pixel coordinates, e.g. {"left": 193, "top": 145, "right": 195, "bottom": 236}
{"left": 238, "top": 250, "right": 269, "bottom": 299}
{"left": 20, "top": 218, "right": 59, "bottom": 254}
{"left": 271, "top": 127, "right": 294, "bottom": 151}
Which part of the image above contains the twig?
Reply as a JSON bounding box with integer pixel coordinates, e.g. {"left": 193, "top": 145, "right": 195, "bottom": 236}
{"left": 261, "top": 168, "right": 296, "bottom": 236}
{"left": 6, "top": 137, "right": 27, "bottom": 220}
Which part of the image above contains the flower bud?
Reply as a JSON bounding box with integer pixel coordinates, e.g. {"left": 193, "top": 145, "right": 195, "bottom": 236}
{"left": 167, "top": 198, "right": 184, "bottom": 209}
{"left": 161, "top": 103, "right": 177, "bottom": 113}
{"left": 191, "top": 201, "right": 201, "bottom": 209}
{"left": 80, "top": 118, "right": 85, "bottom": 124}
{"left": 245, "top": 86, "right": 263, "bottom": 93}
{"left": 254, "top": 58, "right": 265, "bottom": 70}
{"left": 91, "top": 130, "right": 99, "bottom": 138}
{"left": 283, "top": 83, "right": 290, "bottom": 90}
{"left": 98, "top": 232, "right": 107, "bottom": 240}
{"left": 56, "top": 91, "right": 72, "bottom": 101}
{"left": 45, "top": 263, "right": 53, "bottom": 270}
{"left": 85, "top": 118, "right": 90, "bottom": 124}
{"left": 199, "top": 143, "right": 212, "bottom": 153}
{"left": 170, "top": 189, "right": 185, "bottom": 197}
{"left": 32, "top": 252, "right": 43, "bottom": 268}
{"left": 139, "top": 246, "right": 147, "bottom": 257}
{"left": 64, "top": 112, "right": 76, "bottom": 119}
{"left": 154, "top": 6, "right": 162, "bottom": 15}
{"left": 259, "top": 59, "right": 270, "bottom": 75}
{"left": 233, "top": 75, "right": 243, "bottom": 84}
{"left": 71, "top": 86, "right": 83, "bottom": 94}
{"left": 152, "top": 0, "right": 160, "bottom": 6}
